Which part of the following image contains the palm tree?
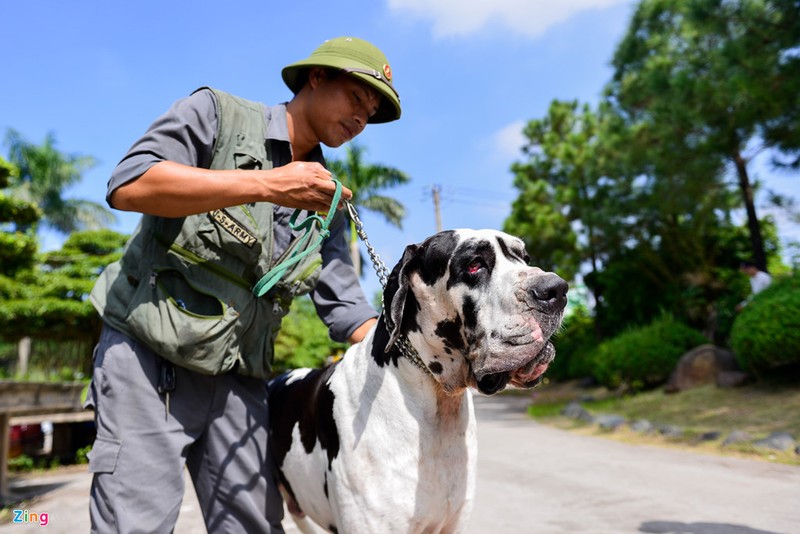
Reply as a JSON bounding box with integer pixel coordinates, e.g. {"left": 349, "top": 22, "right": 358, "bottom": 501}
{"left": 4, "top": 129, "right": 114, "bottom": 234}
{"left": 327, "top": 143, "right": 410, "bottom": 276}
{"left": 4, "top": 129, "right": 114, "bottom": 374}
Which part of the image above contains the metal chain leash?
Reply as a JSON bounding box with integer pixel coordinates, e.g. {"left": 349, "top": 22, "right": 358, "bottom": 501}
{"left": 344, "top": 201, "right": 435, "bottom": 379}
{"left": 345, "top": 201, "right": 391, "bottom": 288}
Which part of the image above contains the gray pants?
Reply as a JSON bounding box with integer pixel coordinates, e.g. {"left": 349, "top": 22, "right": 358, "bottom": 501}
{"left": 85, "top": 325, "right": 285, "bottom": 533}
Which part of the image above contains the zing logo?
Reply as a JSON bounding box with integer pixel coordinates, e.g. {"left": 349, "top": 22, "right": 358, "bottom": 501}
{"left": 12, "top": 509, "right": 49, "bottom": 526}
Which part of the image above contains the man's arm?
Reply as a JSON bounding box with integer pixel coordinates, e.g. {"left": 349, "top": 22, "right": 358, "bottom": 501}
{"left": 106, "top": 88, "right": 350, "bottom": 218}
{"left": 111, "top": 160, "right": 348, "bottom": 217}
{"left": 312, "top": 213, "right": 380, "bottom": 344}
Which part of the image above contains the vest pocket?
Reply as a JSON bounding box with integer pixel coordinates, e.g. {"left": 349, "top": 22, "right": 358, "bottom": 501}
{"left": 125, "top": 266, "right": 241, "bottom": 375}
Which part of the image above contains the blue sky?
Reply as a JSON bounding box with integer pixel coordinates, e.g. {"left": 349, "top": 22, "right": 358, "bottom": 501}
{"left": 4, "top": 0, "right": 797, "bottom": 299}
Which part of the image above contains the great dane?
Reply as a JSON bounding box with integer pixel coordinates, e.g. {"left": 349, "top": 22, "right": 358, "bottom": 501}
{"left": 268, "top": 229, "right": 568, "bottom": 533}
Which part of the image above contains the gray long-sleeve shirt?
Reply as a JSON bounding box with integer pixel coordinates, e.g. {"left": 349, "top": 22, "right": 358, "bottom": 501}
{"left": 107, "top": 88, "right": 377, "bottom": 342}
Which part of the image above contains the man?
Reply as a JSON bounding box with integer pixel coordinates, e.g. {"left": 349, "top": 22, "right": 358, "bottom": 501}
{"left": 85, "top": 36, "right": 401, "bottom": 533}
{"left": 736, "top": 260, "right": 772, "bottom": 311}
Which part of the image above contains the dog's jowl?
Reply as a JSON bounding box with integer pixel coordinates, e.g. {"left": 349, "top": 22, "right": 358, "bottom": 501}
{"left": 268, "top": 229, "right": 568, "bottom": 533}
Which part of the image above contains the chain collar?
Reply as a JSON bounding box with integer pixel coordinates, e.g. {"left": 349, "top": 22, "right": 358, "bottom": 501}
{"left": 346, "top": 201, "right": 435, "bottom": 379}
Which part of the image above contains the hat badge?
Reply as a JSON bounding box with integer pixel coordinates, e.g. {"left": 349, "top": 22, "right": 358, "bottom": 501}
{"left": 383, "top": 64, "right": 392, "bottom": 82}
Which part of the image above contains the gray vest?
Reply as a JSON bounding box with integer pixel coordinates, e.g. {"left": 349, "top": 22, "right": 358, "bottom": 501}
{"left": 90, "top": 88, "right": 324, "bottom": 379}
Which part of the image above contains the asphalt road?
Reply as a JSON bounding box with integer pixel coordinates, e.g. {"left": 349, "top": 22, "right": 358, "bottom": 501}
{"left": 2, "top": 393, "right": 799, "bottom": 533}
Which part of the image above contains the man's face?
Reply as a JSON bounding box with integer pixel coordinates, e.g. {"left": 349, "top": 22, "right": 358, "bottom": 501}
{"left": 308, "top": 69, "right": 382, "bottom": 147}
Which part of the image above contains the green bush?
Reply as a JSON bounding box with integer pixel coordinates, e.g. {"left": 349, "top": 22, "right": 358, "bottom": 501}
{"left": 730, "top": 273, "right": 800, "bottom": 374}
{"left": 272, "top": 296, "right": 348, "bottom": 375}
{"left": 548, "top": 305, "right": 597, "bottom": 381}
{"left": 590, "top": 313, "right": 708, "bottom": 391}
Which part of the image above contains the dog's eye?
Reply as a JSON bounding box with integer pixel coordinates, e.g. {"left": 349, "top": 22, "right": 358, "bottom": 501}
{"left": 467, "top": 259, "right": 484, "bottom": 275}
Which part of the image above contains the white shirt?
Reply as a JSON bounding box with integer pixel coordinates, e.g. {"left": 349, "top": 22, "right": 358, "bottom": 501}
{"left": 750, "top": 270, "right": 772, "bottom": 295}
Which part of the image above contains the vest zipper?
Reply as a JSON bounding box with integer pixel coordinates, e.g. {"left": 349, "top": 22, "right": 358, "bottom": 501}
{"left": 155, "top": 235, "right": 252, "bottom": 291}
{"left": 292, "top": 256, "right": 323, "bottom": 292}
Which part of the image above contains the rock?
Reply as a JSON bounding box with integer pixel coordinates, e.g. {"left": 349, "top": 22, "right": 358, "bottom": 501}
{"left": 665, "top": 344, "right": 743, "bottom": 393}
{"left": 698, "top": 431, "right": 722, "bottom": 442}
{"left": 629, "top": 419, "right": 654, "bottom": 434}
{"left": 722, "top": 430, "right": 752, "bottom": 447}
{"left": 753, "top": 432, "right": 796, "bottom": 452}
{"left": 561, "top": 401, "right": 585, "bottom": 418}
{"left": 715, "top": 370, "right": 749, "bottom": 388}
{"left": 561, "top": 401, "right": 595, "bottom": 423}
{"left": 596, "top": 414, "right": 626, "bottom": 431}
{"left": 659, "top": 425, "right": 683, "bottom": 439}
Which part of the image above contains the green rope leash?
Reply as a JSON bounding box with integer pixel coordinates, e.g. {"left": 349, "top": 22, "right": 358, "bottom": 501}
{"left": 252, "top": 178, "right": 344, "bottom": 298}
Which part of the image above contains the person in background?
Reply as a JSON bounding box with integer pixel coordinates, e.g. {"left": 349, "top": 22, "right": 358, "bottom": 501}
{"left": 84, "top": 36, "right": 401, "bottom": 533}
{"left": 736, "top": 260, "right": 772, "bottom": 311}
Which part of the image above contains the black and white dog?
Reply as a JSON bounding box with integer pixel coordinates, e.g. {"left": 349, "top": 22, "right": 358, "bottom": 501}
{"left": 268, "top": 229, "right": 568, "bottom": 533}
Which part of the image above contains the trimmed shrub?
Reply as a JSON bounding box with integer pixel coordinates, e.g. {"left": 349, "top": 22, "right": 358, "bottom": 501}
{"left": 548, "top": 305, "right": 597, "bottom": 381}
{"left": 591, "top": 313, "right": 708, "bottom": 391}
{"left": 730, "top": 273, "right": 800, "bottom": 374}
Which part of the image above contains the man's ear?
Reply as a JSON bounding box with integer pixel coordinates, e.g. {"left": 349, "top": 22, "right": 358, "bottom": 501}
{"left": 307, "top": 67, "right": 328, "bottom": 89}
{"left": 383, "top": 243, "right": 419, "bottom": 352}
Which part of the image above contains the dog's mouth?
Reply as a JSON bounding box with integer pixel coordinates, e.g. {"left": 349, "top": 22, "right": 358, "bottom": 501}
{"left": 474, "top": 341, "right": 555, "bottom": 395}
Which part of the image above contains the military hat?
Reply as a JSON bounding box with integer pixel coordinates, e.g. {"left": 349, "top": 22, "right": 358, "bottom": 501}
{"left": 282, "top": 36, "right": 401, "bottom": 124}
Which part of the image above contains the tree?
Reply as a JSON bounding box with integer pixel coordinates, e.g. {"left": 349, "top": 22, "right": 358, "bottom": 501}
{"left": 272, "top": 297, "right": 348, "bottom": 373}
{"left": 607, "top": 0, "right": 800, "bottom": 272}
{"left": 507, "top": 101, "right": 616, "bottom": 288}
{"left": 4, "top": 129, "right": 114, "bottom": 235}
{"left": 327, "top": 143, "right": 410, "bottom": 275}
{"left": 505, "top": 96, "right": 775, "bottom": 339}
{"left": 0, "top": 229, "right": 127, "bottom": 376}
{"left": 0, "top": 156, "right": 40, "bottom": 276}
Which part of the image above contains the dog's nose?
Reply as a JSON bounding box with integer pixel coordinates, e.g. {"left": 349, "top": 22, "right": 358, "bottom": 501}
{"left": 530, "top": 273, "right": 568, "bottom": 313}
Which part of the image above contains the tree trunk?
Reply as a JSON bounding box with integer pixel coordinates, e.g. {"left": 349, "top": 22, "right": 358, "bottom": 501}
{"left": 732, "top": 150, "right": 767, "bottom": 271}
{"left": 17, "top": 336, "right": 31, "bottom": 376}
{"left": 349, "top": 221, "right": 361, "bottom": 277}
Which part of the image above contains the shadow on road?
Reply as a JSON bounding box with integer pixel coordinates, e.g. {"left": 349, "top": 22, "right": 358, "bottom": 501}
{"left": 640, "top": 520, "right": 782, "bottom": 534}
{"left": 3, "top": 478, "right": 69, "bottom": 506}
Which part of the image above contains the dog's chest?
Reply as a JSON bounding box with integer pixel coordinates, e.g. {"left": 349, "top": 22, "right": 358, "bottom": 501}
{"left": 326, "top": 359, "right": 478, "bottom": 517}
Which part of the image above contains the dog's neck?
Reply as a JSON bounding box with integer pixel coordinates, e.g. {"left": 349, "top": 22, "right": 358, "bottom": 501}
{"left": 370, "top": 315, "right": 471, "bottom": 399}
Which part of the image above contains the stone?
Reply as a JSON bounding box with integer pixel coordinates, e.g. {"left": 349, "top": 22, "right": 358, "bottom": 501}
{"left": 629, "top": 419, "right": 654, "bottom": 434}
{"left": 753, "top": 432, "right": 796, "bottom": 452}
{"left": 659, "top": 425, "right": 683, "bottom": 439}
{"left": 722, "top": 430, "right": 752, "bottom": 447}
{"left": 596, "top": 414, "right": 626, "bottom": 431}
{"left": 562, "top": 401, "right": 595, "bottom": 423}
{"left": 698, "top": 431, "right": 722, "bottom": 442}
{"left": 715, "top": 370, "right": 749, "bottom": 388}
{"left": 561, "top": 401, "right": 586, "bottom": 419}
{"left": 664, "top": 344, "right": 743, "bottom": 393}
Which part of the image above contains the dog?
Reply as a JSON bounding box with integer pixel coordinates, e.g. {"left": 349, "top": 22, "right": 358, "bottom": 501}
{"left": 268, "top": 229, "right": 568, "bottom": 533}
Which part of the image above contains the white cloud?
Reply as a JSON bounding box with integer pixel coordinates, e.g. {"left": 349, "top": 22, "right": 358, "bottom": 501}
{"left": 493, "top": 120, "right": 527, "bottom": 160}
{"left": 388, "top": 0, "right": 631, "bottom": 39}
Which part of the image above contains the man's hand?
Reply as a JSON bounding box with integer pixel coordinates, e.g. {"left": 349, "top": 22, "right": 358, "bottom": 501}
{"left": 259, "top": 161, "right": 353, "bottom": 213}
{"left": 348, "top": 318, "right": 377, "bottom": 344}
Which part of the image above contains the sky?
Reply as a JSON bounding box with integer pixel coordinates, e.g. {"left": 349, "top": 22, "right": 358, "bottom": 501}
{"left": 3, "top": 0, "right": 798, "bottom": 300}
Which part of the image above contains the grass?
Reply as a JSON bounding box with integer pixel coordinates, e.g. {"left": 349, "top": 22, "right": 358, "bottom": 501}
{"left": 525, "top": 378, "right": 800, "bottom": 465}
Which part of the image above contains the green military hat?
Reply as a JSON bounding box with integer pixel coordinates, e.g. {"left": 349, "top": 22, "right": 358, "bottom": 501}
{"left": 282, "top": 36, "right": 401, "bottom": 124}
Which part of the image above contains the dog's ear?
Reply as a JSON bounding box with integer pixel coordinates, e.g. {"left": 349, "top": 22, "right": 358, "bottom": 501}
{"left": 383, "top": 243, "right": 419, "bottom": 352}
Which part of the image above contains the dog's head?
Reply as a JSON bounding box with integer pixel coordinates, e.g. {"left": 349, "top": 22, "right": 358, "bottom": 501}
{"left": 377, "top": 229, "right": 568, "bottom": 395}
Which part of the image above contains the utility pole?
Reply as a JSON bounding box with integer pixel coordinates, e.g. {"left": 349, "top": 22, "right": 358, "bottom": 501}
{"left": 432, "top": 184, "right": 442, "bottom": 232}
